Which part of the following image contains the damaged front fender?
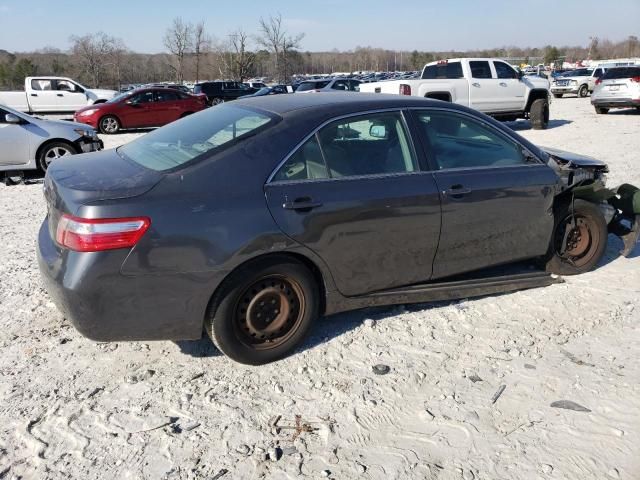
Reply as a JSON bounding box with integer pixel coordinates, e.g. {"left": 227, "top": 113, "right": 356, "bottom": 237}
{"left": 572, "top": 181, "right": 640, "bottom": 257}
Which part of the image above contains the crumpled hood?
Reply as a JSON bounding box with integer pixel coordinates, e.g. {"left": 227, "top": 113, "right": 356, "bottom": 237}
{"left": 542, "top": 147, "right": 608, "bottom": 171}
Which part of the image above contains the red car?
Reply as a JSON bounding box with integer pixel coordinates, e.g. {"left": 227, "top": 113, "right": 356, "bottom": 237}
{"left": 74, "top": 88, "right": 208, "bottom": 134}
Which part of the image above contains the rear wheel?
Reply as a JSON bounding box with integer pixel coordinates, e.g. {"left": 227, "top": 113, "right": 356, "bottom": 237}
{"left": 205, "top": 257, "right": 319, "bottom": 365}
{"left": 530, "top": 98, "right": 549, "bottom": 130}
{"left": 595, "top": 106, "right": 609, "bottom": 114}
{"left": 544, "top": 200, "right": 607, "bottom": 275}
{"left": 553, "top": 93, "right": 563, "bottom": 98}
{"left": 578, "top": 85, "right": 589, "bottom": 98}
{"left": 38, "top": 141, "right": 77, "bottom": 172}
{"left": 99, "top": 115, "right": 121, "bottom": 134}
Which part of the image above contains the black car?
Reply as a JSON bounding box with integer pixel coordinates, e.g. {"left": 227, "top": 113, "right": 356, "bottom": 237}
{"left": 193, "top": 81, "right": 257, "bottom": 105}
{"left": 38, "top": 94, "right": 639, "bottom": 365}
{"left": 239, "top": 85, "right": 291, "bottom": 98}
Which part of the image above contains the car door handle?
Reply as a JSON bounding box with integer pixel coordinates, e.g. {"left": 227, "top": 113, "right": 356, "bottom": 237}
{"left": 499, "top": 82, "right": 508, "bottom": 87}
{"left": 31, "top": 93, "right": 38, "bottom": 97}
{"left": 444, "top": 185, "right": 472, "bottom": 198}
{"left": 282, "top": 198, "right": 323, "bottom": 211}
{"left": 472, "top": 82, "right": 481, "bottom": 88}
{"left": 56, "top": 93, "right": 64, "bottom": 97}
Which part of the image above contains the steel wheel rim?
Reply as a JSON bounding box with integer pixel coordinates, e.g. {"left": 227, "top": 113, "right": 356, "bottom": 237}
{"left": 233, "top": 275, "right": 305, "bottom": 350}
{"left": 101, "top": 117, "right": 118, "bottom": 132}
{"left": 556, "top": 215, "right": 599, "bottom": 267}
{"left": 44, "top": 146, "right": 72, "bottom": 165}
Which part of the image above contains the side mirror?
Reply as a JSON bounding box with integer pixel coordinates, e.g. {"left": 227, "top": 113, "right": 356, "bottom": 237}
{"left": 369, "top": 124, "right": 387, "bottom": 139}
{"left": 518, "top": 70, "right": 524, "bottom": 80}
{"left": 4, "top": 113, "right": 23, "bottom": 124}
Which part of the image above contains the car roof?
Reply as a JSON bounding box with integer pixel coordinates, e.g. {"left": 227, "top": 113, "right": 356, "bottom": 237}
{"left": 233, "top": 92, "right": 470, "bottom": 115}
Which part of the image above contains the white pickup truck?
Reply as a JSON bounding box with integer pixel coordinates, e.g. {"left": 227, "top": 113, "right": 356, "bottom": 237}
{"left": 0, "top": 77, "right": 117, "bottom": 114}
{"left": 360, "top": 58, "right": 551, "bottom": 129}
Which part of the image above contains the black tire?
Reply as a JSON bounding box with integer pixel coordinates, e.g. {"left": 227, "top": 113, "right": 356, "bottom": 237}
{"left": 38, "top": 141, "right": 77, "bottom": 172}
{"left": 99, "top": 115, "right": 121, "bottom": 134}
{"left": 578, "top": 85, "right": 589, "bottom": 98}
{"left": 4, "top": 171, "right": 24, "bottom": 186}
{"left": 544, "top": 199, "right": 607, "bottom": 275}
{"left": 205, "top": 257, "right": 319, "bottom": 365}
{"left": 529, "top": 98, "right": 549, "bottom": 130}
{"left": 595, "top": 107, "right": 609, "bottom": 114}
{"left": 552, "top": 93, "right": 563, "bottom": 98}
{"left": 212, "top": 98, "right": 224, "bottom": 105}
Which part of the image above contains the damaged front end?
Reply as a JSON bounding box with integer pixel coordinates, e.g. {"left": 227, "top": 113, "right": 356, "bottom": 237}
{"left": 544, "top": 147, "right": 640, "bottom": 257}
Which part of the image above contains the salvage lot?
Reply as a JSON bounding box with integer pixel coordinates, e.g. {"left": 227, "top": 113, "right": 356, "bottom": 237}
{"left": 0, "top": 98, "right": 639, "bottom": 479}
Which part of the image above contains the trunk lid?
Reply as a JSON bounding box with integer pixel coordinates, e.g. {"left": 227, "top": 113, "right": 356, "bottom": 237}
{"left": 44, "top": 149, "right": 163, "bottom": 238}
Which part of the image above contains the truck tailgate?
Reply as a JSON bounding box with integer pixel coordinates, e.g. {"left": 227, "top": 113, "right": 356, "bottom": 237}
{"left": 0, "top": 92, "right": 30, "bottom": 112}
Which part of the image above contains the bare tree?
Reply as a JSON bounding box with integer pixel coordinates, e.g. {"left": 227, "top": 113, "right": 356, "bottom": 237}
{"left": 257, "top": 13, "right": 304, "bottom": 82}
{"left": 164, "top": 17, "right": 193, "bottom": 83}
{"left": 193, "top": 22, "right": 210, "bottom": 83}
{"left": 107, "top": 38, "right": 128, "bottom": 91}
{"left": 70, "top": 32, "right": 119, "bottom": 87}
{"left": 217, "top": 30, "right": 255, "bottom": 81}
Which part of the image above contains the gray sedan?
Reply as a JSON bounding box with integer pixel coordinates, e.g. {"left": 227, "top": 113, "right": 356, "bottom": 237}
{"left": 37, "top": 93, "right": 639, "bottom": 365}
{"left": 0, "top": 105, "right": 102, "bottom": 183}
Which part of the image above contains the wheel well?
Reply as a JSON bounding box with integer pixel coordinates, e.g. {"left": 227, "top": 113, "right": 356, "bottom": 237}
{"left": 208, "top": 252, "right": 328, "bottom": 319}
{"left": 425, "top": 92, "right": 452, "bottom": 102}
{"left": 93, "top": 99, "right": 107, "bottom": 104}
{"left": 35, "top": 139, "right": 78, "bottom": 161}
{"left": 525, "top": 89, "right": 549, "bottom": 112}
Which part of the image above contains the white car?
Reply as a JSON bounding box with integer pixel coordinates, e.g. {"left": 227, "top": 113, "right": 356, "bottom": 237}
{"left": 0, "top": 77, "right": 117, "bottom": 114}
{"left": 359, "top": 58, "right": 551, "bottom": 129}
{"left": 591, "top": 66, "right": 640, "bottom": 114}
{"left": 0, "top": 104, "right": 102, "bottom": 183}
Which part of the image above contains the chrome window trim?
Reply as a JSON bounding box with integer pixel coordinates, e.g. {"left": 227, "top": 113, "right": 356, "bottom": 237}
{"left": 266, "top": 108, "right": 420, "bottom": 184}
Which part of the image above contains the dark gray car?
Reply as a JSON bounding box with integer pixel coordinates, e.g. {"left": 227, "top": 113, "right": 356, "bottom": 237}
{"left": 37, "top": 93, "right": 639, "bottom": 365}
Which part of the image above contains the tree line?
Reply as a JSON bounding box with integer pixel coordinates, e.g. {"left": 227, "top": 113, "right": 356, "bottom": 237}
{"left": 1, "top": 21, "right": 638, "bottom": 90}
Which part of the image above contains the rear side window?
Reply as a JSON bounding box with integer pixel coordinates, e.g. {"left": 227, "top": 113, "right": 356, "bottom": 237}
{"left": 470, "top": 61, "right": 492, "bottom": 79}
{"left": 273, "top": 136, "right": 329, "bottom": 181}
{"left": 31, "top": 79, "right": 52, "bottom": 90}
{"left": 602, "top": 67, "right": 640, "bottom": 79}
{"left": 422, "top": 62, "right": 463, "bottom": 79}
{"left": 119, "top": 105, "right": 275, "bottom": 171}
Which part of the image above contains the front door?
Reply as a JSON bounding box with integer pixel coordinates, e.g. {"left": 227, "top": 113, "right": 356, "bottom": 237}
{"left": 0, "top": 108, "right": 31, "bottom": 166}
{"left": 411, "top": 108, "right": 558, "bottom": 279}
{"left": 492, "top": 61, "right": 526, "bottom": 111}
{"left": 265, "top": 111, "right": 442, "bottom": 297}
{"left": 53, "top": 79, "right": 88, "bottom": 111}
{"left": 121, "top": 90, "right": 156, "bottom": 128}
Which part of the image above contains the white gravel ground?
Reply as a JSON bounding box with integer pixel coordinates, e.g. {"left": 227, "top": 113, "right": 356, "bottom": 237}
{"left": 0, "top": 98, "right": 639, "bottom": 480}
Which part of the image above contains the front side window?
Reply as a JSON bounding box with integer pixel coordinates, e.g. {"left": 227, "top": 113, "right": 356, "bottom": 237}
{"left": 130, "top": 91, "right": 155, "bottom": 104}
{"left": 55, "top": 80, "right": 77, "bottom": 92}
{"left": 415, "top": 110, "right": 526, "bottom": 170}
{"left": 119, "top": 105, "right": 275, "bottom": 171}
{"left": 470, "top": 61, "right": 492, "bottom": 79}
{"left": 494, "top": 61, "right": 518, "bottom": 79}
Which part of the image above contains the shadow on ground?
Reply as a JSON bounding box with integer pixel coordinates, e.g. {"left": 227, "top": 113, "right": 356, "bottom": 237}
{"left": 506, "top": 119, "right": 573, "bottom": 131}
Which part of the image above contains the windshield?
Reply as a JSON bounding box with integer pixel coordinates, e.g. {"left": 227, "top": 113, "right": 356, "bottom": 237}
{"left": 107, "top": 91, "right": 132, "bottom": 103}
{"left": 118, "top": 105, "right": 276, "bottom": 171}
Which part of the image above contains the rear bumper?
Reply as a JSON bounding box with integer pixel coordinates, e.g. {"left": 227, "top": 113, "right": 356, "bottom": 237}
{"left": 37, "top": 219, "right": 210, "bottom": 342}
{"left": 591, "top": 97, "right": 640, "bottom": 108}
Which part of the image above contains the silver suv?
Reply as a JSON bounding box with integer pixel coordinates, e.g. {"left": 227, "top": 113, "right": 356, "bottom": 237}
{"left": 551, "top": 67, "right": 605, "bottom": 98}
{"left": 591, "top": 66, "right": 640, "bottom": 114}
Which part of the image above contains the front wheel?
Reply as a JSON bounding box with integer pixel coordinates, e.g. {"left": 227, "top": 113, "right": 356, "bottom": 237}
{"left": 544, "top": 199, "right": 607, "bottom": 275}
{"left": 205, "top": 257, "right": 319, "bottom": 365}
{"left": 99, "top": 115, "right": 121, "bottom": 134}
{"left": 595, "top": 107, "right": 609, "bottom": 114}
{"left": 578, "top": 85, "right": 589, "bottom": 98}
{"left": 38, "top": 142, "right": 77, "bottom": 172}
{"left": 529, "top": 98, "right": 549, "bottom": 130}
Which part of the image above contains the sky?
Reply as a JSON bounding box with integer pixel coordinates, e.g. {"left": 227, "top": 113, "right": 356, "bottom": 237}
{"left": 0, "top": 0, "right": 638, "bottom": 53}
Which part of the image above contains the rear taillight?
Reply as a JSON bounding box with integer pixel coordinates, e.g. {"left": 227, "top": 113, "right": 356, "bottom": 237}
{"left": 399, "top": 84, "right": 411, "bottom": 95}
{"left": 56, "top": 215, "right": 151, "bottom": 252}
{"left": 630, "top": 77, "right": 640, "bottom": 83}
{"left": 595, "top": 78, "right": 602, "bottom": 86}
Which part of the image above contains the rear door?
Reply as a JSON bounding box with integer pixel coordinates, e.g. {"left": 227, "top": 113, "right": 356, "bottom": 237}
{"left": 27, "top": 78, "right": 59, "bottom": 112}
{"left": 265, "top": 110, "right": 442, "bottom": 296}
{"left": 411, "top": 108, "right": 558, "bottom": 279}
{"left": 492, "top": 61, "right": 526, "bottom": 111}
{"left": 0, "top": 108, "right": 31, "bottom": 166}
{"left": 468, "top": 60, "right": 501, "bottom": 111}
{"left": 154, "top": 90, "right": 182, "bottom": 124}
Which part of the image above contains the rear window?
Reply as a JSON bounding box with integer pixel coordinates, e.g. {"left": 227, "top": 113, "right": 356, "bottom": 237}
{"left": 421, "top": 62, "right": 463, "bottom": 79}
{"left": 118, "top": 105, "right": 276, "bottom": 172}
{"left": 297, "top": 81, "right": 330, "bottom": 92}
{"left": 602, "top": 67, "right": 640, "bottom": 79}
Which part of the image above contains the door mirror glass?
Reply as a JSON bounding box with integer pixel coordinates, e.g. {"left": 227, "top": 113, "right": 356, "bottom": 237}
{"left": 4, "top": 113, "right": 22, "bottom": 124}
{"left": 369, "top": 124, "right": 388, "bottom": 139}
